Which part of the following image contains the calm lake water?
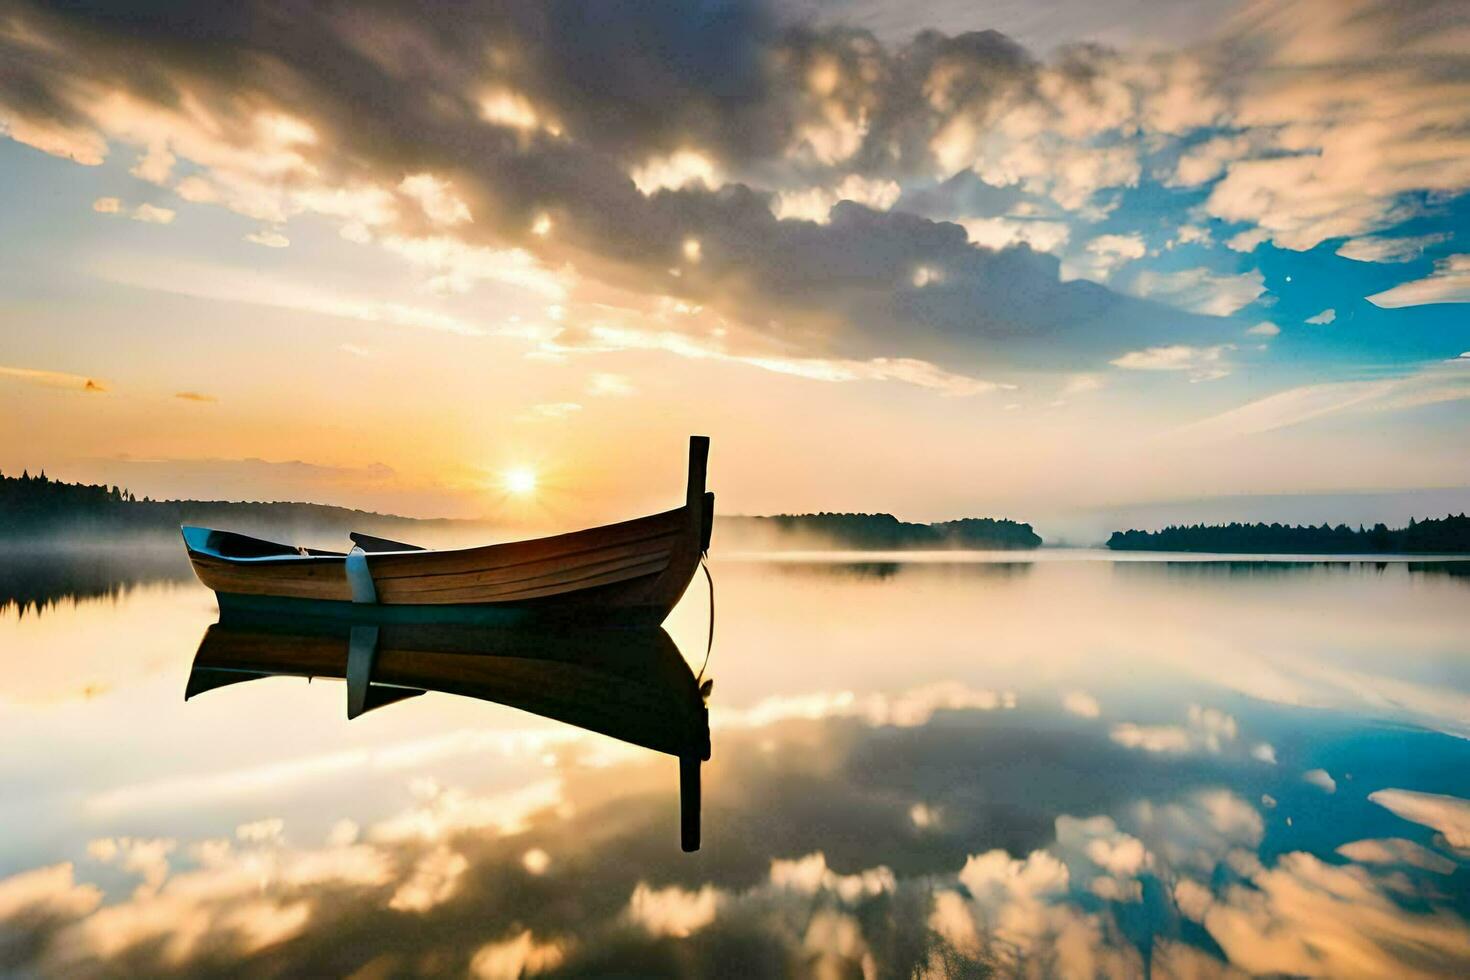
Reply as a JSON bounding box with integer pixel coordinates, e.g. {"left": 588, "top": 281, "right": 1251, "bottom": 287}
{"left": 2, "top": 550, "right": 1469, "bottom": 977}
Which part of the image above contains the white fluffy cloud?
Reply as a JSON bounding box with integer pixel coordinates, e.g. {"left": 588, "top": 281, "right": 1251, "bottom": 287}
{"left": 1369, "top": 789, "right": 1470, "bottom": 851}
{"left": 1110, "top": 704, "right": 1244, "bottom": 755}
{"left": 244, "top": 229, "right": 289, "bottom": 248}
{"left": 1194, "top": 1, "right": 1470, "bottom": 251}
{"left": 773, "top": 174, "right": 901, "bottom": 223}
{"left": 1366, "top": 254, "right": 1470, "bottom": 308}
{"left": 398, "top": 174, "right": 473, "bottom": 227}
{"left": 1128, "top": 266, "right": 1266, "bottom": 316}
{"left": 958, "top": 216, "right": 1071, "bottom": 254}
{"left": 1062, "top": 690, "right": 1101, "bottom": 718}
{"left": 1110, "top": 344, "right": 1233, "bottom": 381}
{"left": 1337, "top": 233, "right": 1450, "bottom": 263}
{"left": 1064, "top": 232, "right": 1147, "bottom": 282}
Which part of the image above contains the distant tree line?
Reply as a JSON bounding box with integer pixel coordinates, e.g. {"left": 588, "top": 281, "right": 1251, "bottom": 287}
{"left": 751, "top": 512, "right": 1043, "bottom": 549}
{"left": 1106, "top": 515, "right": 1470, "bottom": 553}
{"left": 0, "top": 468, "right": 437, "bottom": 544}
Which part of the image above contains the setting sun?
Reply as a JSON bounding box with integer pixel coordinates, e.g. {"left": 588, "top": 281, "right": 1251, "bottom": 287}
{"left": 502, "top": 466, "right": 538, "bottom": 495}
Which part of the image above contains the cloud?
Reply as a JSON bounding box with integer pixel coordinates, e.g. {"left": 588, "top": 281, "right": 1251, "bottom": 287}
{"left": 549, "top": 320, "right": 1003, "bottom": 395}
{"left": 0, "top": 1, "right": 1253, "bottom": 377}
{"left": 1246, "top": 321, "right": 1279, "bottom": 336}
{"left": 1110, "top": 344, "right": 1232, "bottom": 381}
{"left": 1109, "top": 703, "right": 1242, "bottom": 755}
{"left": 130, "top": 203, "right": 175, "bottom": 224}
{"left": 1168, "top": 224, "right": 1212, "bottom": 248}
{"left": 1337, "top": 233, "right": 1450, "bottom": 263}
{"left": 1170, "top": 134, "right": 1257, "bottom": 187}
{"left": 98, "top": 257, "right": 486, "bottom": 336}
{"left": 129, "top": 143, "right": 174, "bottom": 183}
{"left": 1062, "top": 690, "right": 1101, "bottom": 719}
{"left": 1185, "top": 850, "right": 1470, "bottom": 978}
{"left": 1194, "top": 0, "right": 1470, "bottom": 251}
{"left": 586, "top": 373, "right": 635, "bottom": 397}
{"left": 1305, "top": 308, "right": 1336, "bottom": 324}
{"left": 0, "top": 365, "right": 107, "bottom": 393}
{"left": 388, "top": 845, "right": 468, "bottom": 912}
{"left": 3, "top": 0, "right": 1462, "bottom": 390}
{"left": 772, "top": 174, "right": 901, "bottom": 223}
{"left": 1369, "top": 789, "right": 1470, "bottom": 851}
{"left": 1175, "top": 357, "right": 1470, "bottom": 440}
{"left": 1, "top": 697, "right": 1467, "bottom": 979}
{"left": 1336, "top": 838, "right": 1456, "bottom": 874}
{"left": 398, "top": 173, "right": 473, "bottom": 227}
{"left": 1225, "top": 228, "right": 1269, "bottom": 253}
{"left": 469, "top": 931, "right": 565, "bottom": 979}
{"left": 1128, "top": 267, "right": 1266, "bottom": 316}
{"left": 1065, "top": 233, "right": 1147, "bottom": 282}
{"left": 1108, "top": 724, "right": 1188, "bottom": 753}
{"left": 627, "top": 882, "right": 720, "bottom": 937}
{"left": 1302, "top": 768, "right": 1337, "bottom": 793}
{"left": 0, "top": 863, "right": 102, "bottom": 923}
{"left": 1366, "top": 254, "right": 1470, "bottom": 308}
{"left": 90, "top": 193, "right": 177, "bottom": 224}
{"left": 174, "top": 391, "right": 218, "bottom": 403}
{"left": 958, "top": 216, "right": 1071, "bottom": 254}
{"left": 243, "top": 229, "right": 289, "bottom": 248}
{"left": 630, "top": 149, "right": 723, "bottom": 196}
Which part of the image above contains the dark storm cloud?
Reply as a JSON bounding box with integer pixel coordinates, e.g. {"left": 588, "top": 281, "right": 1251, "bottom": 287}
{"left": 0, "top": 0, "right": 1231, "bottom": 371}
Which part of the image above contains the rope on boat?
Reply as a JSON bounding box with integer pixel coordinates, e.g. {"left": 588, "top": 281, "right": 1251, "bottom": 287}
{"left": 697, "top": 554, "right": 715, "bottom": 681}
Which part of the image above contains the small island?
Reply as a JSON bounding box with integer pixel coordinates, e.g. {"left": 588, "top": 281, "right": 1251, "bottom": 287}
{"left": 1106, "top": 515, "right": 1470, "bottom": 554}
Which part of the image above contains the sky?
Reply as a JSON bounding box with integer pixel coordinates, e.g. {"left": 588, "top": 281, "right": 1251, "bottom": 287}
{"left": 0, "top": 0, "right": 1467, "bottom": 529}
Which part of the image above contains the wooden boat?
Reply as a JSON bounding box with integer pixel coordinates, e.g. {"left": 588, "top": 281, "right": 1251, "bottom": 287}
{"left": 187, "top": 614, "right": 712, "bottom": 850}
{"left": 182, "top": 436, "right": 713, "bottom": 627}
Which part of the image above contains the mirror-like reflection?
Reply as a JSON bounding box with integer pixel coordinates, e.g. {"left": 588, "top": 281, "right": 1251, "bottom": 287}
{"left": 189, "top": 616, "right": 711, "bottom": 851}
{"left": 1, "top": 553, "right": 1467, "bottom": 977}
{"left": 0, "top": 545, "right": 191, "bottom": 617}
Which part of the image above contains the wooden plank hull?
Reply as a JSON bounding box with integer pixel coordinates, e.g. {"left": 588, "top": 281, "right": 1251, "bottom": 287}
{"left": 184, "top": 438, "right": 713, "bottom": 628}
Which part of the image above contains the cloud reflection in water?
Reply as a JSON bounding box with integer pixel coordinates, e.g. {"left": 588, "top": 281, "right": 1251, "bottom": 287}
{"left": 1, "top": 556, "right": 1468, "bottom": 975}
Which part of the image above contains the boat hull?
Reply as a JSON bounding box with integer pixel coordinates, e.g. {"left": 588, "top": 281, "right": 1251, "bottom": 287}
{"left": 184, "top": 437, "right": 713, "bottom": 628}
{"left": 212, "top": 577, "right": 677, "bottom": 628}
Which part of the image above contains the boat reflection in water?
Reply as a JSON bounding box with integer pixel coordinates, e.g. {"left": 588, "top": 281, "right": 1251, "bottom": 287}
{"left": 186, "top": 614, "right": 712, "bottom": 850}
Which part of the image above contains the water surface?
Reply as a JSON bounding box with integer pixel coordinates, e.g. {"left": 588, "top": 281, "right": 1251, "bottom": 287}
{"left": 2, "top": 552, "right": 1468, "bottom": 976}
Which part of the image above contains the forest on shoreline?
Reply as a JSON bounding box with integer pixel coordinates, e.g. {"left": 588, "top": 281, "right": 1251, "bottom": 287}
{"left": 1107, "top": 515, "right": 1470, "bottom": 553}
